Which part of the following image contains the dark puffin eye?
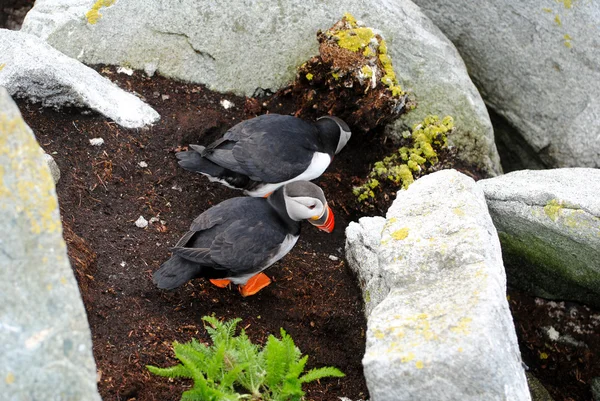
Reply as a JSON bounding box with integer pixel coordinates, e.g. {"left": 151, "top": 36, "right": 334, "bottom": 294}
{"left": 308, "top": 204, "right": 316, "bottom": 210}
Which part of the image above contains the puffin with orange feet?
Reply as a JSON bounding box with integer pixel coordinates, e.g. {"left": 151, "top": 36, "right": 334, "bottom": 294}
{"left": 152, "top": 181, "right": 334, "bottom": 296}
{"left": 176, "top": 114, "right": 351, "bottom": 197}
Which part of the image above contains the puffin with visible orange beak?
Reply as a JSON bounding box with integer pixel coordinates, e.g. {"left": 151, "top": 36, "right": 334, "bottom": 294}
{"left": 176, "top": 114, "right": 351, "bottom": 197}
{"left": 153, "top": 181, "right": 334, "bottom": 296}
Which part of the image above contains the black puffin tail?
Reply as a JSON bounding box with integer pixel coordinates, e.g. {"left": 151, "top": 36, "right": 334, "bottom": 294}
{"left": 153, "top": 255, "right": 204, "bottom": 290}
{"left": 176, "top": 147, "right": 252, "bottom": 190}
{"left": 176, "top": 148, "right": 224, "bottom": 177}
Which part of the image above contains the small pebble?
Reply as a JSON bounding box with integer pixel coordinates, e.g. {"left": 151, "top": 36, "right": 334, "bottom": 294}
{"left": 116, "top": 66, "right": 134, "bottom": 75}
{"left": 120, "top": 261, "right": 126, "bottom": 267}
{"left": 135, "top": 216, "right": 148, "bottom": 228}
{"left": 161, "top": 94, "right": 170, "bottom": 101}
{"left": 329, "top": 255, "right": 339, "bottom": 261}
{"left": 138, "top": 161, "right": 148, "bottom": 168}
{"left": 149, "top": 217, "right": 160, "bottom": 224}
{"left": 220, "top": 99, "right": 235, "bottom": 109}
{"left": 171, "top": 184, "right": 182, "bottom": 192}
{"left": 89, "top": 137, "right": 104, "bottom": 146}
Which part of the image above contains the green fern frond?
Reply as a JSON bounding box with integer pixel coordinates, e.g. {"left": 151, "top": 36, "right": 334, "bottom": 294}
{"left": 203, "top": 316, "right": 241, "bottom": 348}
{"left": 300, "top": 366, "right": 345, "bottom": 383}
{"left": 148, "top": 316, "right": 344, "bottom": 401}
{"left": 234, "top": 331, "right": 265, "bottom": 395}
{"left": 287, "top": 355, "right": 309, "bottom": 379}
{"left": 263, "top": 333, "right": 288, "bottom": 389}
{"left": 172, "top": 341, "right": 212, "bottom": 382}
{"left": 146, "top": 364, "right": 191, "bottom": 379}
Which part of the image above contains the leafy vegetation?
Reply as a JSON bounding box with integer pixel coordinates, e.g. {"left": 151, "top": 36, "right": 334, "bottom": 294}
{"left": 353, "top": 115, "right": 454, "bottom": 202}
{"left": 147, "top": 316, "right": 344, "bottom": 401}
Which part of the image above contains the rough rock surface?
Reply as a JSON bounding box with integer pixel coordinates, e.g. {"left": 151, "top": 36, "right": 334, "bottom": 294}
{"left": 0, "top": 88, "right": 101, "bottom": 400}
{"left": 411, "top": 0, "right": 600, "bottom": 169}
{"left": 479, "top": 168, "right": 600, "bottom": 308}
{"left": 44, "top": 153, "right": 61, "bottom": 184}
{"left": 346, "top": 169, "right": 529, "bottom": 401}
{"left": 526, "top": 373, "right": 555, "bottom": 401}
{"left": 21, "top": 0, "right": 501, "bottom": 175}
{"left": 592, "top": 377, "right": 600, "bottom": 401}
{"left": 0, "top": 29, "right": 159, "bottom": 128}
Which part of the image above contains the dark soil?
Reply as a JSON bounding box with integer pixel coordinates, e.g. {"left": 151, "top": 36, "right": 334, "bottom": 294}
{"left": 0, "top": 0, "right": 34, "bottom": 30}
{"left": 18, "top": 66, "right": 388, "bottom": 401}
{"left": 508, "top": 289, "right": 600, "bottom": 401}
{"left": 15, "top": 65, "right": 600, "bottom": 401}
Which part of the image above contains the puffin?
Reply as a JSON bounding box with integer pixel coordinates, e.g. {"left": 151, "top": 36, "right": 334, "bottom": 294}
{"left": 152, "top": 181, "right": 335, "bottom": 296}
{"left": 176, "top": 114, "right": 351, "bottom": 197}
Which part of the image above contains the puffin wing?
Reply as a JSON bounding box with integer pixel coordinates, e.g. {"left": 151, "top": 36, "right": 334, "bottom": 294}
{"left": 210, "top": 220, "right": 287, "bottom": 273}
{"left": 188, "top": 197, "right": 253, "bottom": 231}
{"left": 170, "top": 246, "right": 212, "bottom": 264}
{"left": 232, "top": 121, "right": 321, "bottom": 182}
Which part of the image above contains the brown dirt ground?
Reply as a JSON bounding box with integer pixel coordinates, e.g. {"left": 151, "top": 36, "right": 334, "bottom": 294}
{"left": 15, "top": 66, "right": 600, "bottom": 401}
{"left": 19, "top": 66, "right": 385, "bottom": 401}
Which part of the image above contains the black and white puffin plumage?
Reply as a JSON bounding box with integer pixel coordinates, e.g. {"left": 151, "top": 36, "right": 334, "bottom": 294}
{"left": 152, "top": 181, "right": 334, "bottom": 296}
{"left": 176, "top": 114, "right": 351, "bottom": 197}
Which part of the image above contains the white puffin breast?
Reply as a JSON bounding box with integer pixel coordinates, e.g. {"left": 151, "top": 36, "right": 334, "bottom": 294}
{"left": 245, "top": 152, "right": 331, "bottom": 197}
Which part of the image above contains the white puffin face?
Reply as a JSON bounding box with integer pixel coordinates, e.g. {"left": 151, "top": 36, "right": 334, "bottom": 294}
{"left": 284, "top": 195, "right": 327, "bottom": 221}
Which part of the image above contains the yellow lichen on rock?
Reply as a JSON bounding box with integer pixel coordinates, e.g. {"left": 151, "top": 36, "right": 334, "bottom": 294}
{"left": 543, "top": 199, "right": 563, "bottom": 222}
{"left": 325, "top": 13, "right": 405, "bottom": 98}
{"left": 354, "top": 115, "right": 454, "bottom": 202}
{"left": 0, "top": 110, "right": 61, "bottom": 234}
{"left": 392, "top": 227, "right": 409, "bottom": 240}
{"left": 450, "top": 317, "right": 472, "bottom": 335}
{"left": 335, "top": 27, "right": 375, "bottom": 52}
{"left": 86, "top": 0, "right": 116, "bottom": 25}
{"left": 0, "top": 63, "right": 6, "bottom": 71}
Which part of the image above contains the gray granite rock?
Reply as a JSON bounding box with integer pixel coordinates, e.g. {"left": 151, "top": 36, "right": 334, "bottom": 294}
{"left": 526, "top": 373, "right": 554, "bottom": 401}
{"left": 591, "top": 377, "right": 600, "bottom": 401}
{"left": 479, "top": 168, "right": 600, "bottom": 307}
{"left": 0, "top": 87, "right": 101, "bottom": 401}
{"left": 411, "top": 0, "right": 600, "bottom": 169}
{"left": 0, "top": 29, "right": 159, "bottom": 128}
{"left": 346, "top": 169, "right": 529, "bottom": 401}
{"left": 44, "top": 153, "right": 61, "bottom": 185}
{"left": 21, "top": 0, "right": 501, "bottom": 175}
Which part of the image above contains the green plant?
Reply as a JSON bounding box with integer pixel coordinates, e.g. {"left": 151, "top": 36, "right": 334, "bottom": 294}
{"left": 147, "top": 316, "right": 344, "bottom": 401}
{"left": 353, "top": 115, "right": 454, "bottom": 202}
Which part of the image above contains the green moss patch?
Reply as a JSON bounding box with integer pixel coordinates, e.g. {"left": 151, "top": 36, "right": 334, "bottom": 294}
{"left": 499, "top": 230, "right": 600, "bottom": 307}
{"left": 353, "top": 115, "right": 454, "bottom": 203}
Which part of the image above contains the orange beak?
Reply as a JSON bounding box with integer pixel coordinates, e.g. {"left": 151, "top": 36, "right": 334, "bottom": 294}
{"left": 315, "top": 205, "right": 335, "bottom": 233}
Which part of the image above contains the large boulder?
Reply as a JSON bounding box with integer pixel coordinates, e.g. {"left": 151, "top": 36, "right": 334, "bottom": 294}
{"left": 411, "top": 1, "right": 600, "bottom": 169}
{"left": 21, "top": 0, "right": 502, "bottom": 175}
{"left": 346, "top": 169, "right": 529, "bottom": 401}
{"left": 479, "top": 168, "right": 600, "bottom": 307}
{"left": 0, "top": 87, "right": 101, "bottom": 401}
{"left": 0, "top": 29, "right": 159, "bottom": 129}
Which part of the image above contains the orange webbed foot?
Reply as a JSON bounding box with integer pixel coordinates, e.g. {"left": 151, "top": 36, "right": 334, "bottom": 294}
{"left": 238, "top": 273, "right": 271, "bottom": 297}
{"left": 209, "top": 278, "right": 231, "bottom": 288}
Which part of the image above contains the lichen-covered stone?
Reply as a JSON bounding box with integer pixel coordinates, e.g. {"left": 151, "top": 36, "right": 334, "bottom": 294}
{"left": 479, "top": 168, "right": 600, "bottom": 307}
{"left": 0, "top": 88, "right": 101, "bottom": 401}
{"left": 346, "top": 169, "right": 529, "bottom": 401}
{"left": 411, "top": 0, "right": 600, "bottom": 169}
{"left": 21, "top": 0, "right": 501, "bottom": 176}
{"left": 0, "top": 29, "right": 159, "bottom": 128}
